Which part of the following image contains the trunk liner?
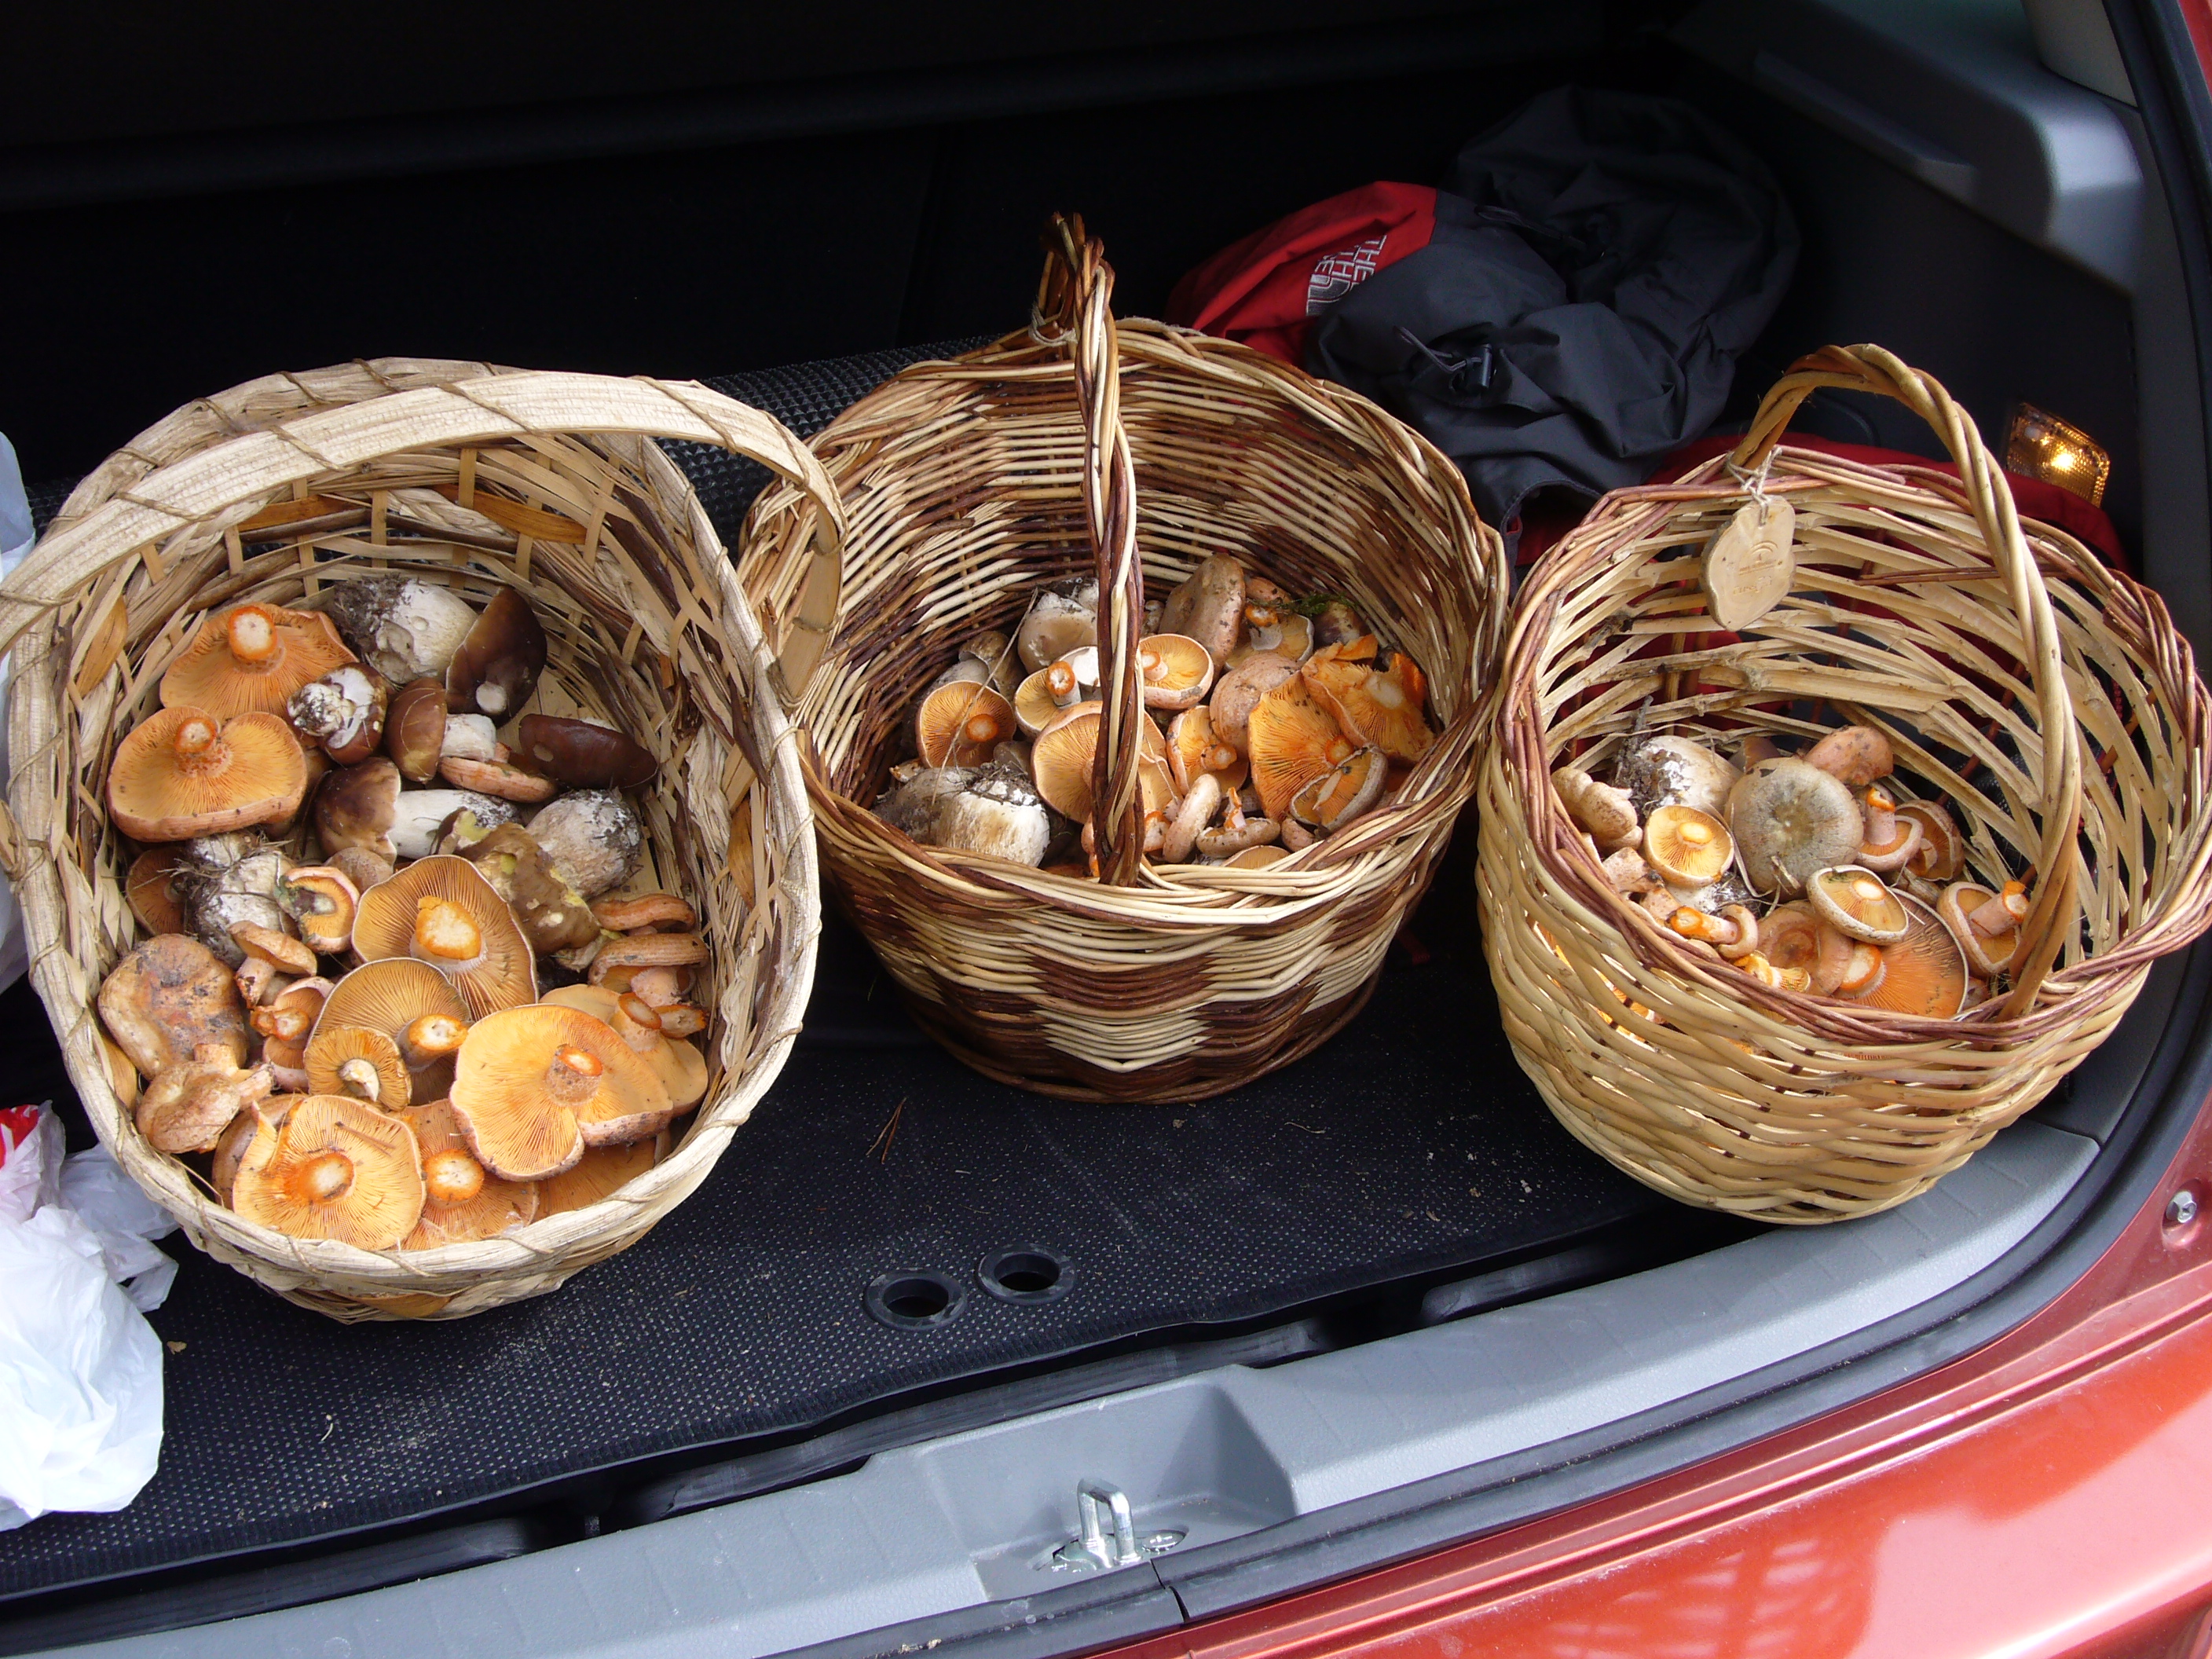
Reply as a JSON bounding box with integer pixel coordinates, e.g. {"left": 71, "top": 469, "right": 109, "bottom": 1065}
{"left": 0, "top": 346, "right": 1674, "bottom": 1603}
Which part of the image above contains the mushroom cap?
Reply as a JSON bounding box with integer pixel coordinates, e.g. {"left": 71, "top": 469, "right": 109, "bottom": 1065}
{"left": 1757, "top": 903, "right": 1823, "bottom": 980}
{"left": 511, "top": 714, "right": 657, "bottom": 789}
{"left": 305, "top": 1023, "right": 413, "bottom": 1108}
{"left": 438, "top": 755, "right": 558, "bottom": 802}
{"left": 126, "top": 848, "right": 190, "bottom": 937}
{"left": 450, "top": 822, "right": 599, "bottom": 954}
{"left": 1553, "top": 767, "right": 1639, "bottom": 849}
{"left": 915, "top": 681, "right": 1018, "bottom": 767}
{"left": 287, "top": 664, "right": 387, "bottom": 765}
{"left": 252, "top": 976, "right": 331, "bottom": 1045}
{"left": 1617, "top": 734, "right": 1741, "bottom": 818}
{"left": 384, "top": 678, "right": 450, "bottom": 782}
{"left": 318, "top": 577, "right": 478, "bottom": 684}
{"left": 315, "top": 958, "right": 469, "bottom": 1052}
{"left": 449, "top": 1002, "right": 674, "bottom": 1181}
{"left": 135, "top": 1043, "right": 275, "bottom": 1155}
{"left": 1807, "top": 866, "right": 1911, "bottom": 943}
{"left": 445, "top": 587, "right": 547, "bottom": 719}
{"left": 211, "top": 1094, "right": 295, "bottom": 1205}
{"left": 1013, "top": 668, "right": 1064, "bottom": 738}
{"left": 1166, "top": 704, "right": 1249, "bottom": 794}
{"left": 1209, "top": 653, "right": 1301, "bottom": 756}
{"left": 230, "top": 1093, "right": 425, "bottom": 1249}
{"left": 159, "top": 604, "right": 357, "bottom": 720}
{"left": 314, "top": 756, "right": 405, "bottom": 861}
{"left": 1160, "top": 772, "right": 1223, "bottom": 864}
{"left": 352, "top": 855, "right": 537, "bottom": 1017}
{"left": 542, "top": 984, "right": 709, "bottom": 1108}
{"left": 1229, "top": 613, "right": 1316, "bottom": 669}
{"left": 97, "top": 932, "right": 251, "bottom": 1082}
{"left": 1136, "top": 634, "right": 1215, "bottom": 711}
{"left": 1014, "top": 591, "right": 1099, "bottom": 675}
{"left": 1643, "top": 804, "right": 1734, "bottom": 888}
{"left": 1802, "top": 724, "right": 1895, "bottom": 786}
{"left": 1938, "top": 881, "right": 2017, "bottom": 976}
{"left": 1224, "top": 844, "right": 1292, "bottom": 869}
{"left": 229, "top": 922, "right": 317, "bottom": 978}
{"left": 534, "top": 1137, "right": 661, "bottom": 1218}
{"left": 1847, "top": 892, "right": 1969, "bottom": 1017}
{"left": 396, "top": 1099, "right": 537, "bottom": 1248}
{"left": 109, "top": 707, "right": 309, "bottom": 843}
{"left": 1157, "top": 556, "right": 1247, "bottom": 668}
{"left": 1027, "top": 702, "right": 1174, "bottom": 823}
{"left": 526, "top": 790, "right": 645, "bottom": 899}
{"left": 275, "top": 866, "right": 360, "bottom": 956}
{"left": 1899, "top": 800, "right": 1966, "bottom": 882}
{"left": 1727, "top": 758, "right": 1864, "bottom": 895}
{"left": 1247, "top": 676, "right": 1357, "bottom": 819}
{"left": 1300, "top": 635, "right": 1434, "bottom": 765}
{"left": 1287, "top": 745, "right": 1387, "bottom": 830}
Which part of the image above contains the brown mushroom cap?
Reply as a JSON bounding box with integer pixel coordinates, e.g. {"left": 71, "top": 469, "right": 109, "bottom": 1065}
{"left": 287, "top": 665, "right": 387, "bottom": 766}
{"left": 1899, "top": 800, "right": 1966, "bottom": 883}
{"left": 510, "top": 714, "right": 657, "bottom": 789}
{"left": 449, "top": 822, "right": 599, "bottom": 954}
{"left": 1758, "top": 903, "right": 1823, "bottom": 980}
{"left": 1643, "top": 805, "right": 1735, "bottom": 888}
{"left": 1300, "top": 636, "right": 1434, "bottom": 765}
{"left": 1803, "top": 725, "right": 1895, "bottom": 786}
{"left": 1287, "top": 745, "right": 1387, "bottom": 831}
{"left": 211, "top": 1094, "right": 295, "bottom": 1205}
{"left": 109, "top": 707, "right": 309, "bottom": 843}
{"left": 1209, "top": 653, "right": 1301, "bottom": 756}
{"left": 445, "top": 587, "right": 547, "bottom": 719}
{"left": 1165, "top": 705, "right": 1248, "bottom": 794}
{"left": 384, "top": 678, "right": 450, "bottom": 782}
{"left": 1247, "top": 676, "right": 1357, "bottom": 819}
{"left": 1014, "top": 593, "right": 1099, "bottom": 676}
{"left": 97, "top": 933, "right": 250, "bottom": 1078}
{"left": 449, "top": 1003, "right": 674, "bottom": 1181}
{"left": 1727, "top": 758, "right": 1863, "bottom": 895}
{"left": 397, "top": 1099, "right": 537, "bottom": 1248}
{"left": 1136, "top": 634, "right": 1215, "bottom": 712}
{"left": 159, "top": 604, "right": 357, "bottom": 720}
{"left": 314, "top": 757, "right": 405, "bottom": 861}
{"left": 126, "top": 848, "right": 190, "bottom": 937}
{"left": 1847, "top": 892, "right": 1969, "bottom": 1017}
{"left": 351, "top": 855, "right": 536, "bottom": 1016}
{"left": 1158, "top": 557, "right": 1247, "bottom": 668}
{"left": 136, "top": 1044, "right": 275, "bottom": 1154}
{"left": 916, "top": 682, "right": 1018, "bottom": 768}
{"left": 306, "top": 1023, "right": 412, "bottom": 1108}
{"left": 1807, "top": 866, "right": 1911, "bottom": 943}
{"left": 230, "top": 1093, "right": 425, "bottom": 1249}
{"left": 534, "top": 1137, "right": 661, "bottom": 1219}
{"left": 542, "top": 984, "right": 708, "bottom": 1108}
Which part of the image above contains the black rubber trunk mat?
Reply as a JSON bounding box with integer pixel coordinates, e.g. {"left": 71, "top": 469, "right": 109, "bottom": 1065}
{"left": 0, "top": 346, "right": 1678, "bottom": 1603}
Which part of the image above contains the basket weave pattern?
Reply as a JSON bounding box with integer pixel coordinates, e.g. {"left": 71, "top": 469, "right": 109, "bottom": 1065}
{"left": 1478, "top": 346, "right": 2212, "bottom": 1222}
{"left": 742, "top": 222, "right": 1507, "bottom": 1101}
{"left": 1, "top": 361, "right": 842, "bottom": 1317}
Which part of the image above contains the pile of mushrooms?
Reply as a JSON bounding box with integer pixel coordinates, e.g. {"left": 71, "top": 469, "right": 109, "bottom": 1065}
{"left": 96, "top": 577, "right": 720, "bottom": 1252}
{"left": 1555, "top": 723, "right": 2034, "bottom": 1020}
{"left": 872, "top": 557, "right": 1434, "bottom": 874}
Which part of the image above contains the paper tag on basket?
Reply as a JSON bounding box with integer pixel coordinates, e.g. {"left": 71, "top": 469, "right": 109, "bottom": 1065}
{"left": 1699, "top": 496, "right": 1794, "bottom": 631}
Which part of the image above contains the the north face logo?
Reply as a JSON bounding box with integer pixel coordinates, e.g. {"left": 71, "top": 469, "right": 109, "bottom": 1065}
{"left": 1306, "top": 234, "right": 1389, "bottom": 316}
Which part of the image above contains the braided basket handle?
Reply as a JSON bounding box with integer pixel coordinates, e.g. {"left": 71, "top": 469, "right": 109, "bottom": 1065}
{"left": 0, "top": 369, "right": 849, "bottom": 701}
{"left": 1035, "top": 215, "right": 1147, "bottom": 884}
{"left": 1727, "top": 344, "right": 2082, "bottom": 1016}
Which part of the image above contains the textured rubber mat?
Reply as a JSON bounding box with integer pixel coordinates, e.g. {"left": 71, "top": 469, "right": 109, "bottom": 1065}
{"left": 0, "top": 344, "right": 1669, "bottom": 1601}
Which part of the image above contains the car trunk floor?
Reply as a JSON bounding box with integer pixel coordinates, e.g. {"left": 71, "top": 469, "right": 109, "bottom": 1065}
{"left": 0, "top": 347, "right": 1695, "bottom": 1605}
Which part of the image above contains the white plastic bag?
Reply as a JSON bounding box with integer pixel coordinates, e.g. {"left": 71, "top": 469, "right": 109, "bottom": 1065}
{"left": 0, "top": 430, "right": 35, "bottom": 994}
{"left": 0, "top": 1104, "right": 171, "bottom": 1531}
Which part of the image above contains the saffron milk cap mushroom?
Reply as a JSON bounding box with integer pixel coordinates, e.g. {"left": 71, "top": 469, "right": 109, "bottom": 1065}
{"left": 1247, "top": 676, "right": 1355, "bottom": 819}
{"left": 1802, "top": 724, "right": 1895, "bottom": 786}
{"left": 1027, "top": 703, "right": 1175, "bottom": 824}
{"left": 1855, "top": 786, "right": 1925, "bottom": 874}
{"left": 1552, "top": 767, "right": 1639, "bottom": 851}
{"left": 1301, "top": 636, "right": 1434, "bottom": 764}
{"left": 1756, "top": 903, "right": 1823, "bottom": 983}
{"left": 229, "top": 922, "right": 316, "bottom": 978}
{"left": 306, "top": 1024, "right": 412, "bottom": 1108}
{"left": 535, "top": 1138, "right": 660, "bottom": 1219}
{"left": 109, "top": 707, "right": 309, "bottom": 842}
{"left": 1643, "top": 805, "right": 1734, "bottom": 889}
{"left": 1156, "top": 555, "right": 1247, "bottom": 668}
{"left": 1899, "top": 800, "right": 1966, "bottom": 883}
{"left": 1939, "top": 880, "right": 2031, "bottom": 976}
{"left": 275, "top": 866, "right": 360, "bottom": 956}
{"left": 160, "top": 603, "right": 356, "bottom": 720}
{"left": 1727, "top": 758, "right": 1863, "bottom": 895}
{"left": 230, "top": 1093, "right": 424, "bottom": 1249}
{"left": 1807, "top": 866, "right": 1911, "bottom": 943}
{"left": 542, "top": 984, "right": 708, "bottom": 1108}
{"left": 136, "top": 1045, "right": 275, "bottom": 1154}
{"left": 1846, "top": 892, "right": 1969, "bottom": 1017}
{"left": 1209, "top": 653, "right": 1300, "bottom": 757}
{"left": 1287, "top": 745, "right": 1386, "bottom": 832}
{"left": 126, "top": 848, "right": 190, "bottom": 937}
{"left": 915, "top": 681, "right": 1017, "bottom": 768}
{"left": 97, "top": 933, "right": 251, "bottom": 1076}
{"left": 1166, "top": 705, "right": 1247, "bottom": 794}
{"left": 1013, "top": 668, "right": 1064, "bottom": 738}
{"left": 397, "top": 1099, "right": 537, "bottom": 1248}
{"left": 352, "top": 856, "right": 537, "bottom": 1016}
{"left": 449, "top": 1003, "right": 673, "bottom": 1181}
{"left": 1136, "top": 634, "right": 1214, "bottom": 711}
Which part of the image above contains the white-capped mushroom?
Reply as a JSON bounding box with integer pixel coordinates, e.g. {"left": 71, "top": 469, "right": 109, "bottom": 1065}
{"left": 1727, "top": 759, "right": 1863, "bottom": 895}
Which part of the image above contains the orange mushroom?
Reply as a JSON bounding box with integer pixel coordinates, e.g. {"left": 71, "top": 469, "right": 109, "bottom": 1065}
{"left": 1246, "top": 676, "right": 1355, "bottom": 819}
{"left": 1847, "top": 892, "right": 1969, "bottom": 1017}
{"left": 305, "top": 1024, "right": 412, "bottom": 1109}
{"left": 1300, "top": 635, "right": 1434, "bottom": 764}
{"left": 914, "top": 682, "right": 1018, "bottom": 768}
{"left": 397, "top": 1098, "right": 537, "bottom": 1248}
{"left": 1165, "top": 705, "right": 1247, "bottom": 795}
{"left": 108, "top": 707, "right": 309, "bottom": 842}
{"left": 535, "top": 1137, "right": 662, "bottom": 1219}
{"left": 159, "top": 603, "right": 357, "bottom": 720}
{"left": 448, "top": 1002, "right": 674, "bottom": 1182}
{"left": 350, "top": 855, "right": 536, "bottom": 1017}
{"left": 1135, "top": 634, "right": 1214, "bottom": 712}
{"left": 229, "top": 1093, "right": 424, "bottom": 1248}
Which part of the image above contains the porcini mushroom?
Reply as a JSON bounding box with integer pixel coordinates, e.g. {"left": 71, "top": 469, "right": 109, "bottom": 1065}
{"left": 445, "top": 587, "right": 546, "bottom": 719}
{"left": 286, "top": 664, "right": 387, "bottom": 766}
{"left": 1247, "top": 676, "right": 1356, "bottom": 819}
{"left": 1939, "top": 880, "right": 2030, "bottom": 976}
{"left": 449, "top": 1003, "right": 674, "bottom": 1181}
{"left": 328, "top": 845, "right": 395, "bottom": 895}
{"left": 390, "top": 788, "right": 518, "bottom": 860}
{"left": 1552, "top": 766, "right": 1639, "bottom": 851}
{"left": 352, "top": 855, "right": 537, "bottom": 1016}
{"left": 314, "top": 757, "right": 405, "bottom": 860}
{"left": 543, "top": 984, "right": 708, "bottom": 1108}
{"left": 136, "top": 1044, "right": 275, "bottom": 1154}
{"left": 1617, "top": 734, "right": 1741, "bottom": 819}
{"left": 449, "top": 820, "right": 599, "bottom": 954}
{"left": 1157, "top": 555, "right": 1247, "bottom": 668}
{"left": 397, "top": 1099, "right": 537, "bottom": 1247}
{"left": 1287, "top": 745, "right": 1386, "bottom": 832}
{"left": 931, "top": 764, "right": 1050, "bottom": 865}
{"left": 108, "top": 706, "right": 309, "bottom": 843}
{"left": 441, "top": 715, "right": 500, "bottom": 763}
{"left": 1727, "top": 758, "right": 1863, "bottom": 895}
{"left": 1209, "top": 653, "right": 1301, "bottom": 757}
{"left": 1855, "top": 786, "right": 1925, "bottom": 874}
{"left": 275, "top": 866, "right": 359, "bottom": 957}
{"left": 1847, "top": 893, "right": 1970, "bottom": 1017}
{"left": 1803, "top": 724, "right": 1895, "bottom": 786}
{"left": 1165, "top": 704, "right": 1247, "bottom": 794}
{"left": 230, "top": 1093, "right": 425, "bottom": 1249}
{"left": 526, "top": 790, "right": 645, "bottom": 899}
{"left": 384, "top": 678, "right": 450, "bottom": 782}
{"left": 318, "top": 577, "right": 478, "bottom": 684}
{"left": 159, "top": 603, "right": 356, "bottom": 720}
{"left": 1807, "top": 866, "right": 1911, "bottom": 944}
{"left": 1301, "top": 636, "right": 1434, "bottom": 764}
{"left": 1015, "top": 590, "right": 1098, "bottom": 674}
{"left": 915, "top": 681, "right": 1018, "bottom": 768}
{"left": 97, "top": 933, "right": 250, "bottom": 1077}
{"left": 510, "top": 715, "right": 657, "bottom": 789}
{"left": 306, "top": 1024, "right": 412, "bottom": 1108}
{"left": 173, "top": 834, "right": 291, "bottom": 966}
{"left": 1643, "top": 805, "right": 1735, "bottom": 890}
{"left": 1136, "top": 634, "right": 1214, "bottom": 711}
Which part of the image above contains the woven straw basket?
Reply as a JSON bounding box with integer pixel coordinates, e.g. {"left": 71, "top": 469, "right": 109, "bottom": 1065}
{"left": 1479, "top": 346, "right": 2212, "bottom": 1223}
{"left": 0, "top": 360, "right": 845, "bottom": 1318}
{"left": 738, "top": 218, "right": 1506, "bottom": 1102}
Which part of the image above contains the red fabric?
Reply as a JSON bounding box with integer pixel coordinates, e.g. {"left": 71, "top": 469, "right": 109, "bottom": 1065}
{"left": 1166, "top": 182, "right": 1437, "bottom": 364}
{"left": 1657, "top": 433, "right": 2130, "bottom": 572}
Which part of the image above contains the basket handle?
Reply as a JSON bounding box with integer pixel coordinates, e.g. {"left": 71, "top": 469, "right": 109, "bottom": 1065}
{"left": 1035, "top": 214, "right": 1148, "bottom": 884}
{"left": 0, "top": 368, "right": 849, "bottom": 704}
{"left": 1727, "top": 344, "right": 2082, "bottom": 1016}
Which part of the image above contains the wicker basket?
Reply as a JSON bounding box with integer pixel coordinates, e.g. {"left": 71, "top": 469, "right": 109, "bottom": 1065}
{"left": 1478, "top": 345, "right": 2212, "bottom": 1223}
{"left": 0, "top": 360, "right": 845, "bottom": 1318}
{"left": 738, "top": 218, "right": 1506, "bottom": 1102}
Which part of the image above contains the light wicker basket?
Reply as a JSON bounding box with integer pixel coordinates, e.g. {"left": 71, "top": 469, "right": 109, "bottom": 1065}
{"left": 738, "top": 218, "right": 1507, "bottom": 1102}
{"left": 0, "top": 360, "right": 845, "bottom": 1318}
{"left": 1478, "top": 345, "right": 2212, "bottom": 1222}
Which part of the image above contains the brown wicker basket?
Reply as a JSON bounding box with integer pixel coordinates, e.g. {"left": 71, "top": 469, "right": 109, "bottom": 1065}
{"left": 0, "top": 360, "right": 844, "bottom": 1318}
{"left": 738, "top": 218, "right": 1507, "bottom": 1102}
{"left": 1478, "top": 345, "right": 2212, "bottom": 1223}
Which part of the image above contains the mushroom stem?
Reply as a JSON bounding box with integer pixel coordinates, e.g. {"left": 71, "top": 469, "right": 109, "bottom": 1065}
{"left": 413, "top": 896, "right": 485, "bottom": 964}
{"left": 1046, "top": 660, "right": 1081, "bottom": 709}
{"left": 335, "top": 1057, "right": 384, "bottom": 1104}
{"left": 401, "top": 1012, "right": 467, "bottom": 1068}
{"left": 544, "top": 1043, "right": 606, "bottom": 1104}
{"left": 1668, "top": 906, "right": 1742, "bottom": 949}
{"left": 226, "top": 605, "right": 279, "bottom": 668}
{"left": 1856, "top": 786, "right": 1925, "bottom": 873}
{"left": 173, "top": 716, "right": 222, "bottom": 768}
{"left": 299, "top": 1151, "right": 355, "bottom": 1203}
{"left": 1969, "top": 880, "right": 2030, "bottom": 936}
